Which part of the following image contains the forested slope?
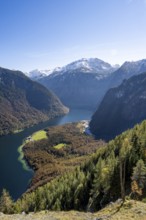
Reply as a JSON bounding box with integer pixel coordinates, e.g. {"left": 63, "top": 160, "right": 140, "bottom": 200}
{"left": 90, "top": 72, "right": 146, "bottom": 139}
{"left": 9, "top": 120, "right": 146, "bottom": 213}
{"left": 0, "top": 67, "right": 68, "bottom": 135}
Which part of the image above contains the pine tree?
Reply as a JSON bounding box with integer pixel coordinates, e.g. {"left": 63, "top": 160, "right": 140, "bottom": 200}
{"left": 131, "top": 159, "right": 146, "bottom": 199}
{"left": 0, "top": 189, "right": 14, "bottom": 214}
{"left": 131, "top": 180, "right": 142, "bottom": 199}
{"left": 52, "top": 198, "right": 61, "bottom": 211}
{"left": 119, "top": 137, "right": 132, "bottom": 202}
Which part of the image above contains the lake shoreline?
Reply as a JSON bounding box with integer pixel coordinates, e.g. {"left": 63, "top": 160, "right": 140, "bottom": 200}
{"left": 17, "top": 143, "right": 33, "bottom": 173}
{"left": 17, "top": 120, "right": 92, "bottom": 175}
{"left": 0, "top": 109, "right": 93, "bottom": 199}
{"left": 22, "top": 121, "right": 105, "bottom": 192}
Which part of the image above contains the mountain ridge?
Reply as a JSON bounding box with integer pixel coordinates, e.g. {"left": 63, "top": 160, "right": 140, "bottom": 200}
{"left": 29, "top": 58, "right": 118, "bottom": 109}
{"left": 28, "top": 58, "right": 119, "bottom": 80}
{"left": 28, "top": 58, "right": 146, "bottom": 110}
{"left": 0, "top": 67, "right": 68, "bottom": 136}
{"left": 109, "top": 59, "right": 146, "bottom": 88}
{"left": 90, "top": 72, "right": 146, "bottom": 139}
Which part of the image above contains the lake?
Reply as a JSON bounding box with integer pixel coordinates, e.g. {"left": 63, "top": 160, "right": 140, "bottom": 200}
{"left": 0, "top": 109, "right": 93, "bottom": 200}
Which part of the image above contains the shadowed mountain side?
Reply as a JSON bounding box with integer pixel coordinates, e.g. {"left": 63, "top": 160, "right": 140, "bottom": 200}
{"left": 30, "top": 59, "right": 146, "bottom": 110}
{"left": 90, "top": 72, "right": 146, "bottom": 139}
{"left": 31, "top": 58, "right": 118, "bottom": 110}
{"left": 0, "top": 67, "right": 68, "bottom": 136}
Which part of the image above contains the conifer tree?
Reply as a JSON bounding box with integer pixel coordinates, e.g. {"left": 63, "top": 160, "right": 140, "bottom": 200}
{"left": 131, "top": 159, "right": 146, "bottom": 199}
{"left": 0, "top": 189, "right": 14, "bottom": 214}
{"left": 119, "top": 137, "right": 132, "bottom": 202}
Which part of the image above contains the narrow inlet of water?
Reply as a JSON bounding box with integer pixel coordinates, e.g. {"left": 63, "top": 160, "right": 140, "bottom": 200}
{"left": 0, "top": 109, "right": 93, "bottom": 199}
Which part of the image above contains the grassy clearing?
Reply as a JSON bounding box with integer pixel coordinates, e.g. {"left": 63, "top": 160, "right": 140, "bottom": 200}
{"left": 32, "top": 130, "right": 47, "bottom": 141}
{"left": 96, "top": 199, "right": 146, "bottom": 220}
{"left": 54, "top": 143, "right": 66, "bottom": 149}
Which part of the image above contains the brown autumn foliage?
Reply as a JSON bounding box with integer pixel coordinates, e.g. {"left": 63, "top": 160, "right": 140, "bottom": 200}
{"left": 23, "top": 122, "right": 105, "bottom": 192}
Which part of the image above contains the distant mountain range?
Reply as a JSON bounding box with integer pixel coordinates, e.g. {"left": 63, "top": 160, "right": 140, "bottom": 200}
{"left": 28, "top": 58, "right": 118, "bottom": 80}
{"left": 28, "top": 58, "right": 119, "bottom": 109}
{"left": 109, "top": 59, "right": 146, "bottom": 87}
{"left": 0, "top": 67, "right": 68, "bottom": 136}
{"left": 90, "top": 72, "right": 146, "bottom": 139}
{"left": 28, "top": 58, "right": 146, "bottom": 110}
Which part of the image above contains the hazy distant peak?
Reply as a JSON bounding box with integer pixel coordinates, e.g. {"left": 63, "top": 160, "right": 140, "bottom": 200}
{"left": 27, "top": 66, "right": 63, "bottom": 79}
{"left": 121, "top": 59, "right": 146, "bottom": 68}
{"left": 28, "top": 58, "right": 119, "bottom": 80}
{"left": 61, "top": 58, "right": 114, "bottom": 73}
{"left": 27, "top": 69, "right": 52, "bottom": 79}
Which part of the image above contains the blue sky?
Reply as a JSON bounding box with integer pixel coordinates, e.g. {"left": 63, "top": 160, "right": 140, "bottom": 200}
{"left": 0, "top": 0, "right": 146, "bottom": 72}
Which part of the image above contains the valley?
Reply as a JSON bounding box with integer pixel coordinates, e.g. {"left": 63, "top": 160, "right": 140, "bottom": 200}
{"left": 0, "top": 0, "right": 146, "bottom": 220}
{"left": 0, "top": 59, "right": 146, "bottom": 219}
{"left": 13, "top": 120, "right": 146, "bottom": 213}
{"left": 29, "top": 59, "right": 146, "bottom": 110}
{"left": 1, "top": 0, "right": 146, "bottom": 218}
{"left": 0, "top": 109, "right": 93, "bottom": 199}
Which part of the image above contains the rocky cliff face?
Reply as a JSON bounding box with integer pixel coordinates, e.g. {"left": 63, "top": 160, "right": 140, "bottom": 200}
{"left": 0, "top": 67, "right": 68, "bottom": 135}
{"left": 90, "top": 72, "right": 146, "bottom": 139}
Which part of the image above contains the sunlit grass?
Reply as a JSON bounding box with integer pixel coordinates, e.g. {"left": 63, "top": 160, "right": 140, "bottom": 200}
{"left": 32, "top": 130, "right": 47, "bottom": 141}
{"left": 54, "top": 143, "right": 66, "bottom": 149}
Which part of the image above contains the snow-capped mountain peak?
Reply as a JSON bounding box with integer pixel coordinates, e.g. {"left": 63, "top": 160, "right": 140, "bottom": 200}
{"left": 27, "top": 68, "right": 61, "bottom": 79}
{"left": 28, "top": 58, "right": 119, "bottom": 80}
{"left": 61, "top": 58, "right": 114, "bottom": 73}
{"left": 26, "top": 69, "right": 48, "bottom": 79}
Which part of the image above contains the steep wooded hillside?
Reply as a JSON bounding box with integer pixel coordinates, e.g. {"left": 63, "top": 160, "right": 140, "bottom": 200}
{"left": 90, "top": 72, "right": 146, "bottom": 139}
{"left": 0, "top": 67, "right": 68, "bottom": 135}
{"left": 12, "top": 120, "right": 146, "bottom": 213}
